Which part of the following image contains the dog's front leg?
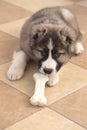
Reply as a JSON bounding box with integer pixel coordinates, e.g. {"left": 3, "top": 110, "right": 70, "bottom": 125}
{"left": 7, "top": 50, "right": 28, "bottom": 80}
{"left": 30, "top": 73, "right": 49, "bottom": 106}
{"left": 47, "top": 71, "right": 59, "bottom": 87}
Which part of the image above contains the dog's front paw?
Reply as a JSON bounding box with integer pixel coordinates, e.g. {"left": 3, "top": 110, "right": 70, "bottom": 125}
{"left": 38, "top": 96, "right": 47, "bottom": 106}
{"left": 7, "top": 65, "right": 24, "bottom": 81}
{"left": 30, "top": 95, "right": 47, "bottom": 106}
{"left": 47, "top": 77, "right": 59, "bottom": 87}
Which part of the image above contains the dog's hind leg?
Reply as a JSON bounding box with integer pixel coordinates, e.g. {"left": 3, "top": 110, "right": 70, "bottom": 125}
{"left": 75, "top": 42, "right": 84, "bottom": 55}
{"left": 7, "top": 50, "right": 28, "bottom": 80}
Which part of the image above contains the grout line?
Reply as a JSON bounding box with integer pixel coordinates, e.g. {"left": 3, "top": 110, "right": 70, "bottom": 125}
{"left": 3, "top": 0, "right": 33, "bottom": 12}
{"left": 48, "top": 107, "right": 87, "bottom": 129}
{"left": 76, "top": 2, "right": 87, "bottom": 9}
{"left": 1, "top": 78, "right": 87, "bottom": 107}
{"left": 0, "top": 80, "right": 31, "bottom": 98}
{"left": 3, "top": 0, "right": 74, "bottom": 12}
{"left": 3, "top": 0, "right": 34, "bottom": 13}
{"left": 2, "top": 107, "right": 44, "bottom": 130}
{"left": 0, "top": 61, "right": 11, "bottom": 68}
{"left": 70, "top": 61, "right": 87, "bottom": 70}
{"left": 0, "top": 29, "right": 20, "bottom": 39}
{"left": 47, "top": 85, "right": 87, "bottom": 106}
{"left": 71, "top": 2, "right": 87, "bottom": 10}
{"left": 2, "top": 105, "right": 87, "bottom": 130}
{"left": 0, "top": 61, "right": 12, "bottom": 66}
{"left": 0, "top": 61, "right": 87, "bottom": 102}
{"left": 0, "top": 17, "right": 30, "bottom": 26}
{"left": 0, "top": 62, "right": 87, "bottom": 105}
{"left": 69, "top": 61, "right": 87, "bottom": 71}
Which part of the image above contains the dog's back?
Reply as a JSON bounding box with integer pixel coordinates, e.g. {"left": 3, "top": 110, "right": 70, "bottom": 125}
{"left": 21, "top": 6, "right": 81, "bottom": 34}
{"left": 20, "top": 6, "right": 82, "bottom": 59}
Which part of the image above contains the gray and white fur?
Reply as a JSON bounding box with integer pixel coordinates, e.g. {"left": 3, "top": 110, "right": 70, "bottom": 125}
{"left": 7, "top": 6, "right": 84, "bottom": 105}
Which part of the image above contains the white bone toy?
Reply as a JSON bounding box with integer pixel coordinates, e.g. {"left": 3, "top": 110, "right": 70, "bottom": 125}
{"left": 30, "top": 72, "right": 49, "bottom": 106}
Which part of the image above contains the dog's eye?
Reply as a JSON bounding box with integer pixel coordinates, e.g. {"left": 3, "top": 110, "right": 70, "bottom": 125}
{"left": 37, "top": 49, "right": 48, "bottom": 57}
{"left": 54, "top": 53, "right": 60, "bottom": 58}
{"left": 41, "top": 51, "right": 47, "bottom": 57}
{"left": 52, "top": 50, "right": 59, "bottom": 58}
{"left": 52, "top": 50, "right": 64, "bottom": 58}
{"left": 66, "top": 36, "right": 72, "bottom": 45}
{"left": 41, "top": 49, "right": 48, "bottom": 57}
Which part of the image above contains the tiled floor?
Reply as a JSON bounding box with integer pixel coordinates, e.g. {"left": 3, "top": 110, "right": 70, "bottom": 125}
{"left": 0, "top": 0, "right": 87, "bottom": 130}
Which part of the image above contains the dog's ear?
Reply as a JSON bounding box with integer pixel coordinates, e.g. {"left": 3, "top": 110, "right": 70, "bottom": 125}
{"left": 30, "top": 24, "right": 47, "bottom": 42}
{"left": 58, "top": 26, "right": 82, "bottom": 54}
{"left": 59, "top": 26, "right": 77, "bottom": 45}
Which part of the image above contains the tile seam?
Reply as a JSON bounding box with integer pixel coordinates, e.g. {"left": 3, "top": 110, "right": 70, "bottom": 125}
{"left": 48, "top": 107, "right": 87, "bottom": 129}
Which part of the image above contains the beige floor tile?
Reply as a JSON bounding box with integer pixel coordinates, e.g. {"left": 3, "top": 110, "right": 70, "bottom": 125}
{"left": 77, "top": 0, "right": 87, "bottom": 8}
{"left": 0, "top": 81, "right": 40, "bottom": 130}
{"left": 4, "top": 0, "right": 73, "bottom": 12}
{"left": 67, "top": 5, "right": 87, "bottom": 34}
{"left": 0, "top": 0, "right": 31, "bottom": 24}
{"left": 0, "top": 31, "right": 19, "bottom": 64}
{"left": 50, "top": 86, "right": 87, "bottom": 128}
{"left": 0, "top": 17, "right": 29, "bottom": 38}
{"left": 0, "top": 62, "right": 87, "bottom": 105}
{"left": 71, "top": 0, "right": 82, "bottom": 2}
{"left": 70, "top": 33, "right": 87, "bottom": 69}
{"left": 5, "top": 108, "right": 85, "bottom": 130}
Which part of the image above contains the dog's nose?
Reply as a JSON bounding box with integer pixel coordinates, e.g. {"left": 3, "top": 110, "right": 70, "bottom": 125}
{"left": 43, "top": 68, "right": 53, "bottom": 74}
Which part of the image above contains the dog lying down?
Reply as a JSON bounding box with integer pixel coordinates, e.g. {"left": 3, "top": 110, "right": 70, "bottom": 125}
{"left": 30, "top": 72, "right": 49, "bottom": 106}
{"left": 7, "top": 6, "right": 84, "bottom": 106}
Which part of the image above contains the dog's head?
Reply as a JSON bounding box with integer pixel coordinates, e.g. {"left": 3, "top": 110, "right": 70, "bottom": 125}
{"left": 29, "top": 23, "right": 77, "bottom": 74}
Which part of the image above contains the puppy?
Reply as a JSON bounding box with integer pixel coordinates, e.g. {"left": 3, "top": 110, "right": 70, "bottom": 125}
{"left": 7, "top": 6, "right": 84, "bottom": 87}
